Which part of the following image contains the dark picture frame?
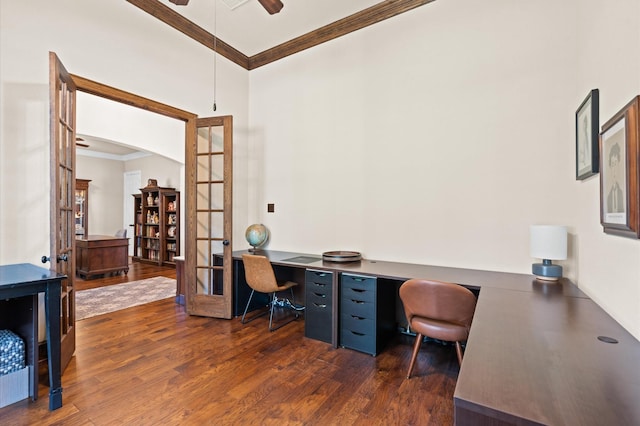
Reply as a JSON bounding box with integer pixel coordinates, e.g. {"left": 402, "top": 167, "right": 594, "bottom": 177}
{"left": 576, "top": 89, "right": 599, "bottom": 180}
{"left": 599, "top": 96, "right": 640, "bottom": 238}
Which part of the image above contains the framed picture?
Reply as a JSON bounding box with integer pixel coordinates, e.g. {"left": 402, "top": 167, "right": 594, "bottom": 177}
{"left": 576, "top": 89, "right": 599, "bottom": 180}
{"left": 599, "top": 96, "right": 640, "bottom": 238}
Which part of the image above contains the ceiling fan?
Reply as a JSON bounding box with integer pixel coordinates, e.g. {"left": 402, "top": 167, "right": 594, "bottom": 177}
{"left": 169, "top": 0, "right": 283, "bottom": 15}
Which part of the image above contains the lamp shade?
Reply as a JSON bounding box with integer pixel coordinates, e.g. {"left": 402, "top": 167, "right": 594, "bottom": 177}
{"left": 530, "top": 225, "right": 567, "bottom": 260}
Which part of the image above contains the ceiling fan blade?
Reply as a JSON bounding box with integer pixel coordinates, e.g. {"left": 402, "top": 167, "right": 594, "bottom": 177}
{"left": 257, "top": 0, "right": 283, "bottom": 15}
{"left": 169, "top": 0, "right": 190, "bottom": 5}
{"left": 76, "top": 137, "right": 89, "bottom": 148}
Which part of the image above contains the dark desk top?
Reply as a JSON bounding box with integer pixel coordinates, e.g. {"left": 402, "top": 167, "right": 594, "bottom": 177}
{"left": 233, "top": 250, "right": 586, "bottom": 297}
{"left": 455, "top": 286, "right": 640, "bottom": 425}
{"left": 232, "top": 249, "right": 639, "bottom": 425}
{"left": 0, "top": 263, "right": 65, "bottom": 289}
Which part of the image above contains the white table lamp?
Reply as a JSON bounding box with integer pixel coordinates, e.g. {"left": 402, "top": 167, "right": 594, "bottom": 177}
{"left": 530, "top": 225, "right": 567, "bottom": 281}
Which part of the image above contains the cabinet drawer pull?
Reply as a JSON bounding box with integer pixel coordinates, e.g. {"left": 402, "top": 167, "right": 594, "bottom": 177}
{"left": 313, "top": 303, "right": 327, "bottom": 308}
{"left": 314, "top": 272, "right": 328, "bottom": 277}
{"left": 350, "top": 288, "right": 365, "bottom": 293}
{"left": 313, "top": 292, "right": 326, "bottom": 298}
{"left": 351, "top": 299, "right": 365, "bottom": 304}
{"left": 350, "top": 330, "right": 365, "bottom": 336}
{"left": 313, "top": 282, "right": 326, "bottom": 287}
{"left": 351, "top": 315, "right": 365, "bottom": 320}
{"left": 353, "top": 277, "right": 367, "bottom": 282}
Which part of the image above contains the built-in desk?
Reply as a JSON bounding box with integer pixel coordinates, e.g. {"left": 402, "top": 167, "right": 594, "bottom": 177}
{"left": 230, "top": 250, "right": 640, "bottom": 425}
{"left": 76, "top": 235, "right": 129, "bottom": 279}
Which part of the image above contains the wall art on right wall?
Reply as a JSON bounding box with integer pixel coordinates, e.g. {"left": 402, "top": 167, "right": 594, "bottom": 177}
{"left": 600, "top": 95, "right": 640, "bottom": 238}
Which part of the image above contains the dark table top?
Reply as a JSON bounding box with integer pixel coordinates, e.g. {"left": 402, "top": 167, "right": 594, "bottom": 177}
{"left": 454, "top": 286, "right": 640, "bottom": 425}
{"left": 233, "top": 250, "right": 586, "bottom": 297}
{"left": 0, "top": 263, "right": 65, "bottom": 289}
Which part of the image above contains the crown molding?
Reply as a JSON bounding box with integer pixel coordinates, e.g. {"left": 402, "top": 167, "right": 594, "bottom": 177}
{"left": 127, "top": 0, "right": 436, "bottom": 71}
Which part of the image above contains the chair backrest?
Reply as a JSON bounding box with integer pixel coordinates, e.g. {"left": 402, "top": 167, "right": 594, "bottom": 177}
{"left": 399, "top": 279, "right": 477, "bottom": 329}
{"left": 242, "top": 254, "right": 279, "bottom": 293}
{"left": 115, "top": 229, "right": 127, "bottom": 238}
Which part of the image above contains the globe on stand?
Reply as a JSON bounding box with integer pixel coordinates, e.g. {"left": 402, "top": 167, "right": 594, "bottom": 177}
{"left": 245, "top": 224, "right": 269, "bottom": 252}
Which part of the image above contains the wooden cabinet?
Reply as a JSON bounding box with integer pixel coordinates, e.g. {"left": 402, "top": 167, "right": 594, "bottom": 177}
{"left": 339, "top": 273, "right": 395, "bottom": 356}
{"left": 132, "top": 186, "right": 180, "bottom": 267}
{"left": 76, "top": 235, "right": 129, "bottom": 279}
{"left": 75, "top": 179, "right": 90, "bottom": 237}
{"left": 305, "top": 269, "right": 334, "bottom": 344}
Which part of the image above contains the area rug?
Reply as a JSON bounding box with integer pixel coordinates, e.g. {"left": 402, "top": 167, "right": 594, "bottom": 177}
{"left": 76, "top": 276, "right": 176, "bottom": 320}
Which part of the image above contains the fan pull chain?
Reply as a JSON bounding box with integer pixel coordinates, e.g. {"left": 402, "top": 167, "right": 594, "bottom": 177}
{"left": 212, "top": 0, "right": 218, "bottom": 111}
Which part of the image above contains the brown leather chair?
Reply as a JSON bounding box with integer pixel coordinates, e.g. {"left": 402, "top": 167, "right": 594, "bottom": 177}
{"left": 241, "top": 254, "right": 300, "bottom": 331}
{"left": 399, "top": 278, "right": 477, "bottom": 378}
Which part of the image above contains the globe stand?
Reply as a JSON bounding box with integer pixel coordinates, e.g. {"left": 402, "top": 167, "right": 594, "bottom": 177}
{"left": 248, "top": 246, "right": 264, "bottom": 253}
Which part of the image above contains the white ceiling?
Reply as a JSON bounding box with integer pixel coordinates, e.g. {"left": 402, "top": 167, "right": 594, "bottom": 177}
{"left": 158, "top": 0, "right": 381, "bottom": 56}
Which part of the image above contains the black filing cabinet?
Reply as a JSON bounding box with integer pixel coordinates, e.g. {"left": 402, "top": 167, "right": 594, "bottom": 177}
{"left": 304, "top": 269, "right": 334, "bottom": 344}
{"left": 340, "top": 273, "right": 395, "bottom": 356}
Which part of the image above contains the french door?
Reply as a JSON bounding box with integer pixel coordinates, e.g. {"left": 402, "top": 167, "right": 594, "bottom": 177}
{"left": 48, "top": 52, "right": 76, "bottom": 370}
{"left": 186, "top": 116, "right": 234, "bottom": 318}
{"left": 49, "top": 55, "right": 234, "bottom": 326}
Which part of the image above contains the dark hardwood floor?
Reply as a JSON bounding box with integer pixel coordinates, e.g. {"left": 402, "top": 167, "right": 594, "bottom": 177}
{"left": 1, "top": 263, "right": 460, "bottom": 425}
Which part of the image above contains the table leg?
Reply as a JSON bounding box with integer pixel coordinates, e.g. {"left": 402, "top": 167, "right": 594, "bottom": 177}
{"left": 45, "top": 282, "right": 63, "bottom": 410}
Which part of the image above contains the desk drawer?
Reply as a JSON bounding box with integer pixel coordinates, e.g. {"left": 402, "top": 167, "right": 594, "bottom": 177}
{"left": 341, "top": 285, "right": 375, "bottom": 304}
{"left": 306, "top": 269, "right": 333, "bottom": 287}
{"left": 340, "top": 274, "right": 376, "bottom": 291}
{"left": 305, "top": 300, "right": 332, "bottom": 344}
{"left": 341, "top": 297, "right": 374, "bottom": 319}
{"left": 307, "top": 290, "right": 331, "bottom": 308}
{"left": 340, "top": 328, "right": 376, "bottom": 355}
{"left": 341, "top": 313, "right": 375, "bottom": 335}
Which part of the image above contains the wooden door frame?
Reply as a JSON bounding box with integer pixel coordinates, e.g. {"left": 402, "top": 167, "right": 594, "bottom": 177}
{"left": 69, "top": 74, "right": 199, "bottom": 308}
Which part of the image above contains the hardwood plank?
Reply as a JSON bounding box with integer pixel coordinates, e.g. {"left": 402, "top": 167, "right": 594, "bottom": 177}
{"left": 1, "top": 296, "right": 459, "bottom": 424}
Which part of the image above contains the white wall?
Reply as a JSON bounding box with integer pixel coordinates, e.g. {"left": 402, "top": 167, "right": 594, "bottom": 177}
{"left": 0, "top": 0, "right": 250, "bottom": 265}
{"left": 574, "top": 0, "right": 640, "bottom": 340}
{"left": 249, "top": 0, "right": 640, "bottom": 338}
{"left": 76, "top": 157, "right": 125, "bottom": 236}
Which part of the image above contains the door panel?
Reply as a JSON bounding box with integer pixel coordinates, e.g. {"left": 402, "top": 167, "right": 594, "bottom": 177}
{"left": 48, "top": 52, "right": 76, "bottom": 370}
{"left": 186, "top": 116, "right": 233, "bottom": 318}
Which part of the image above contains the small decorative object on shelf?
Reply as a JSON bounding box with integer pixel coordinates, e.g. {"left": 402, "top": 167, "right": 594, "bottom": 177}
{"left": 147, "top": 193, "right": 154, "bottom": 206}
{"left": 147, "top": 178, "right": 158, "bottom": 187}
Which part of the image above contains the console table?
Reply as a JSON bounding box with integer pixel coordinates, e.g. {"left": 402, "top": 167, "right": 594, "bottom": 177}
{"left": 229, "top": 250, "right": 640, "bottom": 425}
{"left": 0, "top": 264, "right": 64, "bottom": 410}
{"left": 76, "top": 235, "right": 129, "bottom": 279}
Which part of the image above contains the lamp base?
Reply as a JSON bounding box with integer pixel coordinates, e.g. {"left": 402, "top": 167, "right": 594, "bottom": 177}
{"left": 532, "top": 261, "right": 562, "bottom": 281}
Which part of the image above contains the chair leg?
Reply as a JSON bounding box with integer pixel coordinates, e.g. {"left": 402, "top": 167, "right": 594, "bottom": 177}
{"left": 241, "top": 289, "right": 268, "bottom": 324}
{"left": 407, "top": 332, "right": 423, "bottom": 379}
{"left": 455, "top": 341, "right": 464, "bottom": 366}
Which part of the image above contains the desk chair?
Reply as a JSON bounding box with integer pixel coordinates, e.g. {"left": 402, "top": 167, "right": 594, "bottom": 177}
{"left": 241, "top": 254, "right": 300, "bottom": 332}
{"left": 399, "top": 278, "right": 477, "bottom": 379}
{"left": 115, "top": 229, "right": 127, "bottom": 238}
